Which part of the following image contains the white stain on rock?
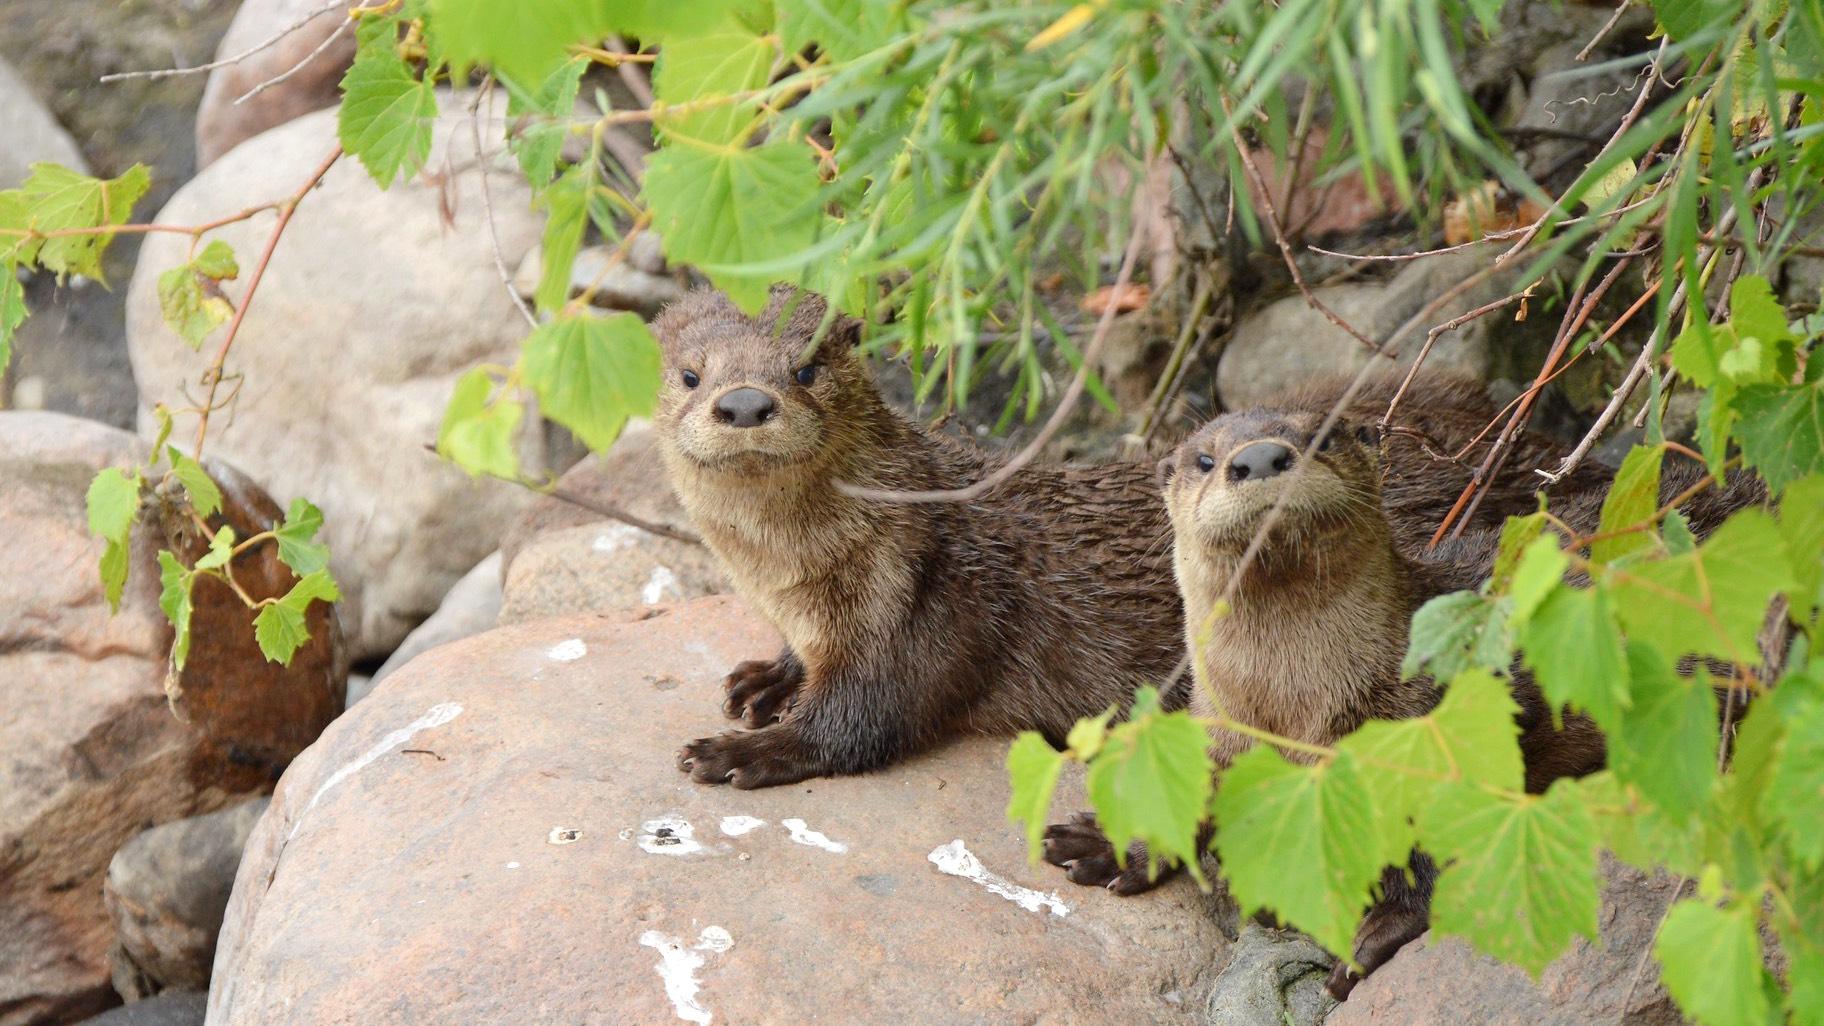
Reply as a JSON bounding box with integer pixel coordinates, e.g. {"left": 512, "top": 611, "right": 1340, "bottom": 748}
{"left": 928, "top": 839, "right": 1070, "bottom": 917}
{"left": 290, "top": 702, "right": 463, "bottom": 840}
{"left": 547, "top": 638, "right": 587, "bottom": 661}
{"left": 640, "top": 927, "right": 734, "bottom": 1025}
{"left": 642, "top": 565, "right": 680, "bottom": 605}
{"left": 637, "top": 817, "right": 705, "bottom": 856}
{"left": 593, "top": 524, "right": 642, "bottom": 553}
{"left": 719, "top": 815, "right": 766, "bottom": 837}
{"left": 782, "top": 818, "right": 848, "bottom": 853}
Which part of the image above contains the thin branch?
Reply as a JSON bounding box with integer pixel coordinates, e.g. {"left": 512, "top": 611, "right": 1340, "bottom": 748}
{"left": 1575, "top": 0, "right": 1636, "bottom": 63}
{"left": 233, "top": 16, "right": 353, "bottom": 106}
{"left": 1379, "top": 286, "right": 1536, "bottom": 434}
{"left": 99, "top": 0, "right": 347, "bottom": 83}
{"left": 545, "top": 486, "right": 703, "bottom": 546}
{"left": 604, "top": 37, "right": 656, "bottom": 108}
{"left": 469, "top": 81, "right": 539, "bottom": 330}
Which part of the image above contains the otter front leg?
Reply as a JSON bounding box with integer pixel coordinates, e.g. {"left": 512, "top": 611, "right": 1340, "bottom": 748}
{"left": 722, "top": 649, "right": 804, "bottom": 727}
{"left": 678, "top": 667, "right": 915, "bottom": 789}
{"left": 677, "top": 726, "right": 831, "bottom": 789}
{"left": 1041, "top": 811, "right": 1208, "bottom": 895}
{"left": 1325, "top": 855, "right": 1436, "bottom": 1000}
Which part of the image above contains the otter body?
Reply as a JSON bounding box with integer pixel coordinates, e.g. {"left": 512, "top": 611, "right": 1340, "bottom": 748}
{"left": 652, "top": 288, "right": 1185, "bottom": 788}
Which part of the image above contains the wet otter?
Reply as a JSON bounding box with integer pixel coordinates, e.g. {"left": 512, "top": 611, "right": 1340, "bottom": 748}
{"left": 650, "top": 287, "right": 1186, "bottom": 788}
{"left": 1044, "top": 391, "right": 1762, "bottom": 998}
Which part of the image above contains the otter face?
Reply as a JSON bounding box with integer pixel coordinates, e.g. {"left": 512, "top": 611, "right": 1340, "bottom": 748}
{"left": 1162, "top": 408, "right": 1382, "bottom": 551}
{"left": 651, "top": 287, "right": 867, "bottom": 473}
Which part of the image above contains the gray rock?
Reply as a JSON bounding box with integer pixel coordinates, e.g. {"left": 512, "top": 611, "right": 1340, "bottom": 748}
{"left": 512, "top": 244, "right": 686, "bottom": 318}
{"left": 106, "top": 800, "right": 271, "bottom": 999}
{"left": 0, "top": 56, "right": 89, "bottom": 187}
{"left": 194, "top": 0, "right": 357, "bottom": 169}
{"left": 73, "top": 990, "right": 207, "bottom": 1026}
{"left": 366, "top": 551, "right": 505, "bottom": 704}
{"left": 1203, "top": 925, "right": 1336, "bottom": 1026}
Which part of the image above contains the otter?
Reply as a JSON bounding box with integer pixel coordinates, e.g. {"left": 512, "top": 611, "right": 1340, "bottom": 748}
{"left": 1043, "top": 391, "right": 1763, "bottom": 999}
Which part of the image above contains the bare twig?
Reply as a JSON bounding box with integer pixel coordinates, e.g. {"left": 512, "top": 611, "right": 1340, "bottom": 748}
{"left": 1574, "top": 0, "right": 1636, "bottom": 63}
{"left": 1133, "top": 277, "right": 1216, "bottom": 447}
{"left": 605, "top": 37, "right": 656, "bottom": 108}
{"left": 233, "top": 16, "right": 352, "bottom": 106}
{"left": 194, "top": 144, "right": 344, "bottom": 456}
{"left": 1379, "top": 286, "right": 1536, "bottom": 433}
{"left": 835, "top": 229, "right": 1147, "bottom": 504}
{"left": 99, "top": 0, "right": 347, "bottom": 83}
{"left": 469, "top": 81, "right": 540, "bottom": 330}
{"left": 545, "top": 487, "right": 703, "bottom": 546}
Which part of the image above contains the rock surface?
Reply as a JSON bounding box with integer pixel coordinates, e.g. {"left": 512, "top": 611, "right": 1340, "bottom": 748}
{"left": 74, "top": 991, "right": 207, "bottom": 1026}
{"left": 106, "top": 799, "right": 271, "bottom": 1000}
{"left": 1203, "top": 925, "right": 1336, "bottom": 1026}
{"left": 364, "top": 552, "right": 505, "bottom": 704}
{"left": 498, "top": 426, "right": 725, "bottom": 625}
{"left": 127, "top": 96, "right": 556, "bottom": 659}
{"left": 511, "top": 244, "right": 685, "bottom": 319}
{"left": 209, "top": 597, "right": 1231, "bottom": 1025}
{"left": 0, "top": 412, "right": 343, "bottom": 1026}
{"left": 1325, "top": 859, "right": 1686, "bottom": 1026}
{"left": 194, "top": 0, "right": 358, "bottom": 169}
{"left": 0, "top": 56, "right": 90, "bottom": 187}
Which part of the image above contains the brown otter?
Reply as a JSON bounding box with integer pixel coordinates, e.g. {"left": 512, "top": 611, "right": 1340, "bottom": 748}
{"left": 1043, "top": 391, "right": 1763, "bottom": 999}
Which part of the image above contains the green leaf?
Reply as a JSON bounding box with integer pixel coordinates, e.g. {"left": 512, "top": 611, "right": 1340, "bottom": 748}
{"left": 1085, "top": 688, "right": 1213, "bottom": 880}
{"left": 1212, "top": 747, "right": 1383, "bottom": 958}
{"left": 1066, "top": 710, "right": 1112, "bottom": 761}
{"left": 431, "top": 0, "right": 612, "bottom": 85}
{"left": 1, "top": 257, "right": 26, "bottom": 373}
{"left": 1519, "top": 584, "right": 1631, "bottom": 733}
{"left": 167, "top": 448, "right": 222, "bottom": 519}
{"left": 1725, "top": 275, "right": 1798, "bottom": 381}
{"left": 86, "top": 467, "right": 142, "bottom": 543}
{"left": 156, "top": 261, "right": 233, "bottom": 349}
{"left": 1490, "top": 513, "right": 1548, "bottom": 592}
{"left": 1505, "top": 536, "right": 1569, "bottom": 625}
{"left": 520, "top": 312, "right": 662, "bottom": 452}
{"left": 535, "top": 164, "right": 590, "bottom": 313}
{"left": 253, "top": 568, "right": 340, "bottom": 665}
{"left": 1734, "top": 378, "right": 1824, "bottom": 494}
{"left": 1768, "top": 697, "right": 1824, "bottom": 869}
{"left": 156, "top": 550, "right": 195, "bottom": 670}
{"left": 1591, "top": 445, "right": 1663, "bottom": 566}
{"left": 1655, "top": 898, "right": 1770, "bottom": 1026}
{"left": 1781, "top": 475, "right": 1824, "bottom": 617}
{"left": 1648, "top": 0, "right": 1729, "bottom": 41}
{"left": 1577, "top": 771, "right": 1700, "bottom": 876}
{"left": 99, "top": 539, "right": 130, "bottom": 615}
{"left": 779, "top": 0, "right": 904, "bottom": 61}
{"left": 11, "top": 163, "right": 152, "bottom": 281}
{"left": 642, "top": 139, "right": 819, "bottom": 311}
{"left": 193, "top": 239, "right": 238, "bottom": 279}
{"left": 652, "top": 28, "right": 775, "bottom": 145}
{"left": 506, "top": 58, "right": 585, "bottom": 185}
{"left": 1402, "top": 590, "right": 1512, "bottom": 681}
{"left": 1343, "top": 668, "right": 1525, "bottom": 815}
{"left": 1006, "top": 732, "right": 1066, "bottom": 860}
{"left": 338, "top": 38, "right": 438, "bottom": 188}
{"left": 436, "top": 367, "right": 524, "bottom": 479}
{"left": 194, "top": 525, "right": 236, "bottom": 572}
{"left": 1608, "top": 508, "right": 1793, "bottom": 667}
{"left": 1419, "top": 778, "right": 1600, "bottom": 975}
{"left": 273, "top": 498, "right": 330, "bottom": 576}
{"left": 1611, "top": 642, "right": 1718, "bottom": 821}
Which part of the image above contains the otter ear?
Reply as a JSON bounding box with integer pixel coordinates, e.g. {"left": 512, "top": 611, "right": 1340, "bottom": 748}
{"left": 1155, "top": 456, "right": 1176, "bottom": 490}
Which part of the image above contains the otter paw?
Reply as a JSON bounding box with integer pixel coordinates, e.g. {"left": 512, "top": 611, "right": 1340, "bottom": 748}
{"left": 1041, "top": 811, "right": 1176, "bottom": 896}
{"left": 722, "top": 658, "right": 803, "bottom": 727}
{"left": 1324, "top": 898, "right": 1430, "bottom": 1000}
{"left": 676, "top": 729, "right": 822, "bottom": 789}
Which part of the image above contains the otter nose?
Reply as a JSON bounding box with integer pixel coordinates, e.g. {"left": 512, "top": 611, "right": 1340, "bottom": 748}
{"left": 714, "top": 387, "right": 777, "bottom": 428}
{"left": 1228, "top": 441, "right": 1295, "bottom": 482}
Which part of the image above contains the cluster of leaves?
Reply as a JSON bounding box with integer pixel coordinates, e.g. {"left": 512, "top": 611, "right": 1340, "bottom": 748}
{"left": 1010, "top": 276, "right": 1823, "bottom": 1023}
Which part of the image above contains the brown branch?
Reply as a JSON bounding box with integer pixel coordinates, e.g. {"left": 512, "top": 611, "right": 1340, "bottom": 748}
{"left": 98, "top": 0, "right": 348, "bottom": 83}
{"left": 544, "top": 486, "right": 703, "bottom": 546}
{"left": 1379, "top": 286, "right": 1537, "bottom": 434}
{"left": 193, "top": 143, "right": 344, "bottom": 456}
{"left": 234, "top": 16, "right": 353, "bottom": 106}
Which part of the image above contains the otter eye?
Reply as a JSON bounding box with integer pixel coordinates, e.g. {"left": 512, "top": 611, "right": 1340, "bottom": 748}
{"left": 681, "top": 370, "right": 700, "bottom": 389}
{"left": 1196, "top": 454, "right": 1216, "bottom": 474}
{"left": 794, "top": 365, "right": 817, "bottom": 386}
{"left": 1317, "top": 432, "right": 1334, "bottom": 452}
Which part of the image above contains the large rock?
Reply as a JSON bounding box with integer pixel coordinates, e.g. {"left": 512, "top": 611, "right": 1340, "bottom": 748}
{"left": 0, "top": 56, "right": 90, "bottom": 187}
{"left": 127, "top": 97, "right": 556, "bottom": 658}
{"left": 0, "top": 412, "right": 344, "bottom": 1026}
{"left": 74, "top": 991, "right": 207, "bottom": 1026}
{"left": 497, "top": 426, "right": 726, "bottom": 625}
{"left": 1326, "top": 859, "right": 1686, "bottom": 1026}
{"left": 208, "top": 597, "right": 1231, "bottom": 1025}
{"left": 106, "top": 799, "right": 271, "bottom": 1000}
{"left": 194, "top": 0, "right": 358, "bottom": 169}
{"left": 362, "top": 552, "right": 504, "bottom": 706}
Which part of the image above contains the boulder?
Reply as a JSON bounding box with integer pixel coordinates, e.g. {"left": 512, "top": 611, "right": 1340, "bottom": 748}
{"left": 194, "top": 0, "right": 358, "bottom": 169}
{"left": 0, "top": 56, "right": 89, "bottom": 187}
{"left": 106, "top": 799, "right": 271, "bottom": 1000}
{"left": 1203, "top": 925, "right": 1336, "bottom": 1026}
{"left": 363, "top": 552, "right": 505, "bottom": 705}
{"left": 0, "top": 412, "right": 344, "bottom": 1026}
{"left": 1216, "top": 250, "right": 1549, "bottom": 409}
{"left": 1325, "top": 858, "right": 1687, "bottom": 1026}
{"left": 127, "top": 96, "right": 559, "bottom": 659}
{"left": 497, "top": 426, "right": 725, "bottom": 625}
{"left": 511, "top": 244, "right": 686, "bottom": 319}
{"left": 74, "top": 991, "right": 207, "bottom": 1026}
{"left": 208, "top": 597, "right": 1232, "bottom": 1025}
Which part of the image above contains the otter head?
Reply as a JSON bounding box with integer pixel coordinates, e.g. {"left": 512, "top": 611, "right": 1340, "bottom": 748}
{"left": 651, "top": 286, "right": 869, "bottom": 475}
{"left": 1161, "top": 407, "right": 1383, "bottom": 554}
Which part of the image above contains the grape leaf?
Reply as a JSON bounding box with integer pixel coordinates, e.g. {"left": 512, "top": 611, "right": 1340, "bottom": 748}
{"left": 192, "top": 239, "right": 238, "bottom": 279}
{"left": 1782, "top": 475, "right": 1824, "bottom": 617}
{"left": 1611, "top": 642, "right": 1718, "bottom": 822}
{"left": 1085, "top": 687, "right": 1213, "bottom": 879}
{"left": 431, "top": 0, "right": 612, "bottom": 85}
{"left": 11, "top": 163, "right": 152, "bottom": 281}
{"left": 1402, "top": 590, "right": 1512, "bottom": 681}
{"left": 642, "top": 139, "right": 820, "bottom": 311}
{"left": 652, "top": 28, "right": 776, "bottom": 145}
{"left": 437, "top": 367, "right": 524, "bottom": 479}
{"left": 1734, "top": 378, "right": 1824, "bottom": 494}
{"left": 505, "top": 57, "right": 585, "bottom": 186}
{"left": 194, "top": 526, "right": 236, "bottom": 572}
{"left": 1576, "top": 771, "right": 1701, "bottom": 877}
{"left": 253, "top": 569, "right": 340, "bottom": 665}
{"left": 338, "top": 38, "right": 437, "bottom": 188}
{"left": 87, "top": 467, "right": 142, "bottom": 543}
{"left": 167, "top": 448, "right": 223, "bottom": 519}
{"left": 1648, "top": 0, "right": 1730, "bottom": 41}
{"left": 1419, "top": 778, "right": 1600, "bottom": 975}
{"left": 535, "top": 164, "right": 590, "bottom": 313}
{"left": 1, "top": 257, "right": 27, "bottom": 373}
{"left": 1608, "top": 508, "right": 1793, "bottom": 666}
{"left": 99, "top": 539, "right": 130, "bottom": 615}
{"left": 1768, "top": 697, "right": 1824, "bottom": 870}
{"left": 1005, "top": 732, "right": 1066, "bottom": 859}
{"left": 1490, "top": 512, "right": 1548, "bottom": 591}
{"left": 157, "top": 551, "right": 195, "bottom": 670}
{"left": 1212, "top": 747, "right": 1383, "bottom": 957}
{"left": 157, "top": 262, "right": 234, "bottom": 349}
{"left": 1591, "top": 445, "right": 1663, "bottom": 566}
{"left": 1519, "top": 584, "right": 1630, "bottom": 733}
{"left": 273, "top": 498, "right": 330, "bottom": 576}
{"left": 1655, "top": 898, "right": 1770, "bottom": 1026}
{"left": 1505, "top": 536, "right": 1569, "bottom": 625}
{"left": 519, "top": 312, "right": 662, "bottom": 452}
